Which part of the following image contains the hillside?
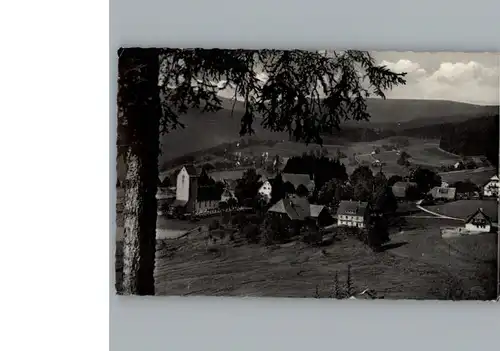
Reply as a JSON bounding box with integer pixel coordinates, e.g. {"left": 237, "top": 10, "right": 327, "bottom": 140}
{"left": 158, "top": 98, "right": 497, "bottom": 162}
{"left": 115, "top": 98, "right": 498, "bottom": 180}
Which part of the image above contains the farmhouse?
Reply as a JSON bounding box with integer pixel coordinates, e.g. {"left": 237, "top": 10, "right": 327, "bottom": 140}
{"left": 464, "top": 208, "right": 493, "bottom": 233}
{"left": 428, "top": 186, "right": 456, "bottom": 201}
{"left": 336, "top": 200, "right": 370, "bottom": 228}
{"left": 483, "top": 175, "right": 499, "bottom": 197}
{"left": 173, "top": 165, "right": 223, "bottom": 214}
{"left": 391, "top": 181, "right": 418, "bottom": 199}
{"left": 267, "top": 197, "right": 332, "bottom": 226}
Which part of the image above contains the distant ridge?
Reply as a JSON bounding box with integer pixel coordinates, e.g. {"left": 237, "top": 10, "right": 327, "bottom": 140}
{"left": 158, "top": 97, "right": 498, "bottom": 163}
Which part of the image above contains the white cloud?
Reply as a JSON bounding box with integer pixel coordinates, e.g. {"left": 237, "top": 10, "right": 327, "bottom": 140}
{"left": 381, "top": 59, "right": 426, "bottom": 76}
{"left": 380, "top": 59, "right": 499, "bottom": 105}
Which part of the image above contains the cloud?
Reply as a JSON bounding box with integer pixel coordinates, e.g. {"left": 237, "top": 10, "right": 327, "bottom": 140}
{"left": 381, "top": 59, "right": 426, "bottom": 75}
{"left": 380, "top": 59, "right": 499, "bottom": 105}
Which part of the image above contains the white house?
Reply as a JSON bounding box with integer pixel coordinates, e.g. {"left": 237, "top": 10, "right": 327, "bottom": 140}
{"left": 258, "top": 180, "right": 273, "bottom": 202}
{"left": 464, "top": 208, "right": 492, "bottom": 233}
{"left": 336, "top": 200, "right": 370, "bottom": 228}
{"left": 483, "top": 175, "right": 499, "bottom": 197}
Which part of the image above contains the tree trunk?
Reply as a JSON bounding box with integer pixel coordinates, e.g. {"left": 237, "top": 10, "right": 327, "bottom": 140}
{"left": 117, "top": 48, "right": 161, "bottom": 295}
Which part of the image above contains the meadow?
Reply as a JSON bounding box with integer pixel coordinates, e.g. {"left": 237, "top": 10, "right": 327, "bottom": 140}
{"left": 115, "top": 213, "right": 497, "bottom": 300}
{"left": 424, "top": 200, "right": 498, "bottom": 222}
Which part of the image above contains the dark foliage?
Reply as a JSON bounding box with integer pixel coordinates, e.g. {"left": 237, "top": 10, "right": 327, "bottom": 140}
{"left": 387, "top": 175, "right": 403, "bottom": 187}
{"left": 295, "top": 184, "right": 308, "bottom": 197}
{"left": 452, "top": 180, "right": 479, "bottom": 194}
{"left": 409, "top": 167, "right": 442, "bottom": 194}
{"left": 439, "top": 115, "right": 499, "bottom": 169}
{"left": 397, "top": 151, "right": 411, "bottom": 166}
{"left": 350, "top": 166, "right": 375, "bottom": 202}
{"left": 234, "top": 168, "right": 263, "bottom": 204}
{"left": 243, "top": 224, "right": 260, "bottom": 243}
{"left": 373, "top": 186, "right": 398, "bottom": 214}
{"left": 270, "top": 173, "right": 285, "bottom": 204}
{"left": 158, "top": 49, "right": 406, "bottom": 144}
{"left": 197, "top": 181, "right": 225, "bottom": 201}
{"left": 283, "top": 153, "right": 348, "bottom": 192}
{"left": 208, "top": 219, "right": 220, "bottom": 231}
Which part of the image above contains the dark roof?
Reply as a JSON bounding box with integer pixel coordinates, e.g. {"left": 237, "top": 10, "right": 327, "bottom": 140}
{"left": 310, "top": 204, "right": 326, "bottom": 218}
{"left": 183, "top": 165, "right": 198, "bottom": 177}
{"left": 465, "top": 208, "right": 493, "bottom": 225}
{"left": 337, "top": 200, "right": 369, "bottom": 217}
{"left": 268, "top": 197, "right": 311, "bottom": 221}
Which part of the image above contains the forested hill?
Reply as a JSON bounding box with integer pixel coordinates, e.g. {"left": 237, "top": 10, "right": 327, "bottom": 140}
{"left": 439, "top": 115, "right": 498, "bottom": 168}
{"left": 403, "top": 115, "right": 499, "bottom": 169}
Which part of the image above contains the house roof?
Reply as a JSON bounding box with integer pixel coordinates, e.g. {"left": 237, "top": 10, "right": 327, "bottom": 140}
{"left": 337, "top": 200, "right": 368, "bottom": 217}
{"left": 282, "top": 173, "right": 314, "bottom": 190}
{"left": 465, "top": 208, "right": 493, "bottom": 225}
{"left": 490, "top": 175, "right": 499, "bottom": 181}
{"left": 268, "top": 197, "right": 311, "bottom": 221}
{"left": 429, "top": 186, "right": 456, "bottom": 199}
{"left": 310, "top": 204, "right": 326, "bottom": 218}
{"left": 183, "top": 165, "right": 198, "bottom": 177}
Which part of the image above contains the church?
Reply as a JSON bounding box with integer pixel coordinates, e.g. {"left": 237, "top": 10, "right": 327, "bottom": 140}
{"left": 172, "top": 165, "right": 223, "bottom": 214}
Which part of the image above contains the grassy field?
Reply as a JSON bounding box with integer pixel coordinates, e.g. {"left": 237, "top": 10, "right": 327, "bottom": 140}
{"left": 439, "top": 168, "right": 497, "bottom": 185}
{"left": 407, "top": 146, "right": 461, "bottom": 167}
{"left": 114, "top": 216, "right": 497, "bottom": 300}
{"left": 424, "top": 200, "right": 498, "bottom": 222}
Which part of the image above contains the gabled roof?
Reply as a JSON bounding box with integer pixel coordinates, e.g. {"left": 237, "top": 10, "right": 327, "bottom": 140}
{"left": 268, "top": 197, "right": 311, "bottom": 221}
{"left": 310, "top": 204, "right": 326, "bottom": 218}
{"left": 489, "top": 175, "right": 499, "bottom": 181}
{"left": 337, "top": 200, "right": 368, "bottom": 217}
{"left": 183, "top": 165, "right": 198, "bottom": 177}
{"left": 465, "top": 208, "right": 493, "bottom": 225}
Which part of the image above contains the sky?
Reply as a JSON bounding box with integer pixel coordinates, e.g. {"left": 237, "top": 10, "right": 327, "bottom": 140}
{"left": 161, "top": 51, "right": 499, "bottom": 106}
{"left": 372, "top": 51, "right": 499, "bottom": 105}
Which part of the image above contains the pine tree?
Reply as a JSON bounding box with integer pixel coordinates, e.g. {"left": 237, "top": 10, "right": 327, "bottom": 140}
{"left": 117, "top": 48, "right": 406, "bottom": 294}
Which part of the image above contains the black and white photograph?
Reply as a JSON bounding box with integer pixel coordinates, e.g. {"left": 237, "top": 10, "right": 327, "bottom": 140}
{"left": 114, "top": 48, "right": 499, "bottom": 300}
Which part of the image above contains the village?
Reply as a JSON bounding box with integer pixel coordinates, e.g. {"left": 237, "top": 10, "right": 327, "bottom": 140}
{"left": 117, "top": 134, "right": 499, "bottom": 300}
{"left": 155, "top": 137, "right": 498, "bottom": 237}
{"left": 116, "top": 136, "right": 498, "bottom": 300}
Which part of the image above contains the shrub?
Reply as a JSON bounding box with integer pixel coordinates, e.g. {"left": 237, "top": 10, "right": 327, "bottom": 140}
{"left": 243, "top": 224, "right": 260, "bottom": 244}
{"left": 232, "top": 213, "right": 249, "bottom": 229}
{"left": 208, "top": 219, "right": 220, "bottom": 231}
